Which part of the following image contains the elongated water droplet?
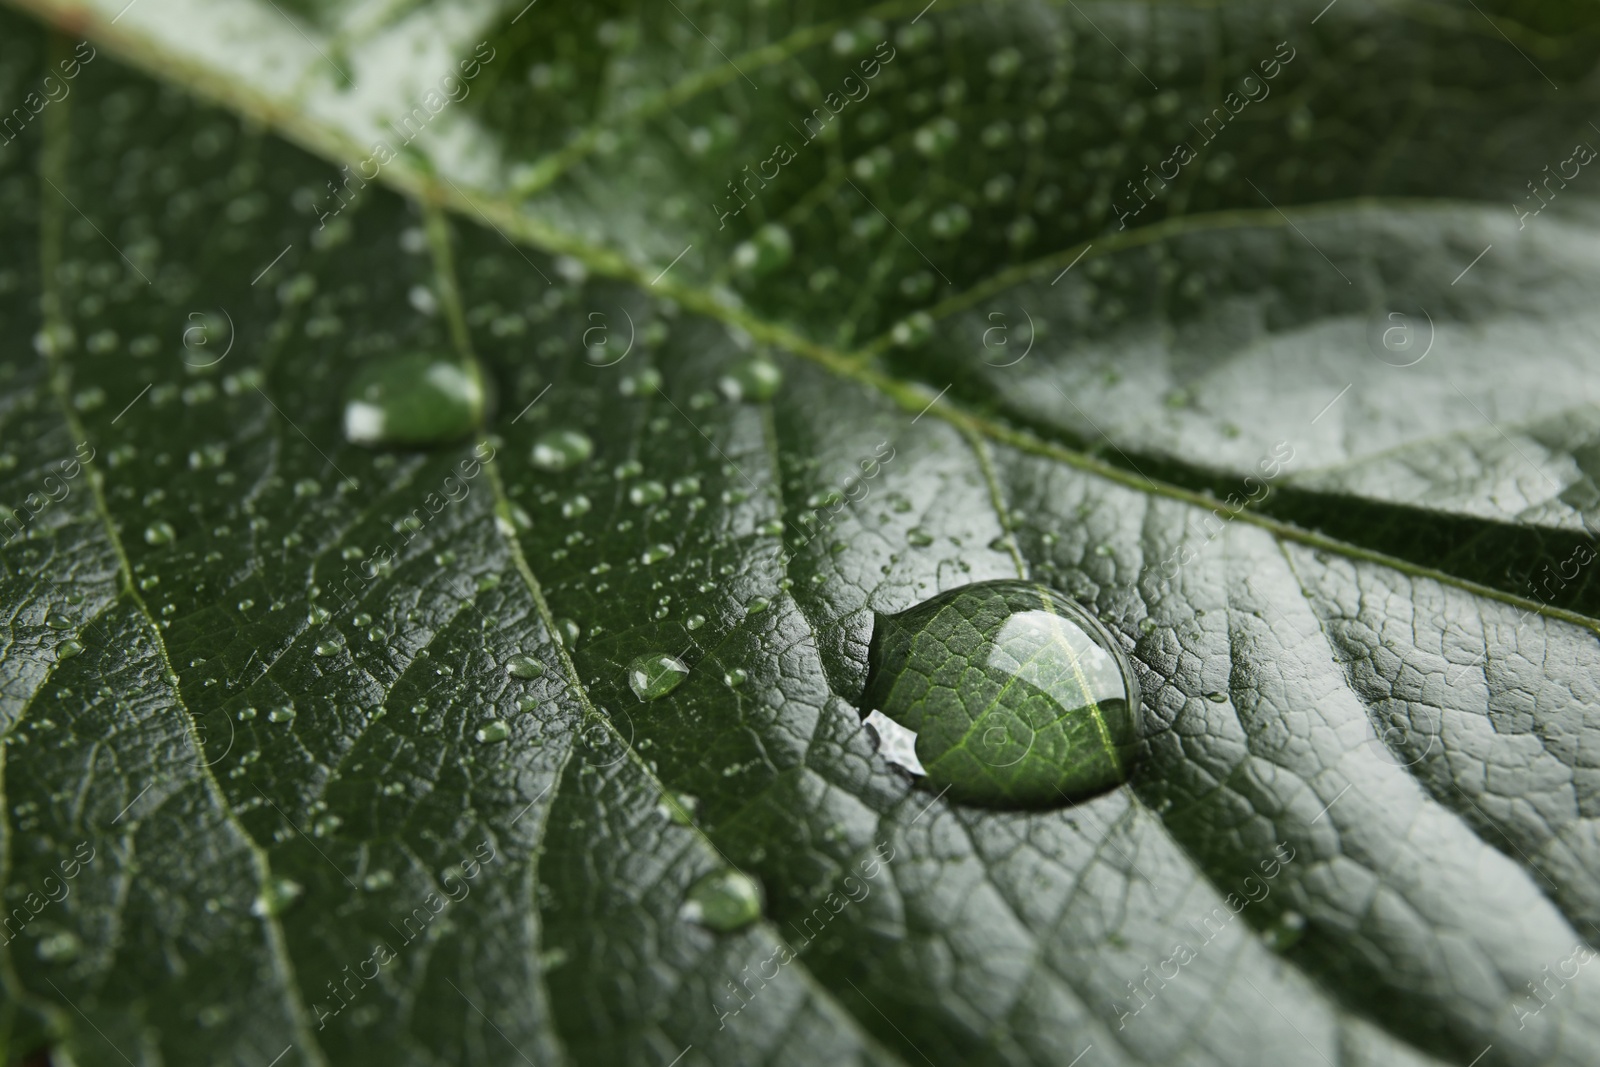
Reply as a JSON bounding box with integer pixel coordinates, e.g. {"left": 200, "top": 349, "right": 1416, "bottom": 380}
{"left": 144, "top": 521, "right": 176, "bottom": 545}
{"left": 505, "top": 653, "right": 545, "bottom": 679}
{"left": 628, "top": 481, "right": 667, "bottom": 507}
{"left": 628, "top": 653, "right": 689, "bottom": 700}
{"left": 475, "top": 719, "right": 510, "bottom": 744}
{"left": 342, "top": 353, "right": 489, "bottom": 448}
{"left": 860, "top": 580, "right": 1142, "bottom": 808}
{"left": 56, "top": 639, "right": 84, "bottom": 661}
{"left": 681, "top": 869, "right": 762, "bottom": 931}
{"left": 530, "top": 429, "right": 594, "bottom": 472}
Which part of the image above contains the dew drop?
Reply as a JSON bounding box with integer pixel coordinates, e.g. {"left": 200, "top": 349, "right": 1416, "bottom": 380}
{"left": 144, "top": 521, "right": 176, "bottom": 546}
{"left": 475, "top": 719, "right": 510, "bottom": 744}
{"left": 731, "top": 223, "right": 793, "bottom": 277}
{"left": 531, "top": 429, "right": 594, "bottom": 472}
{"left": 554, "top": 618, "right": 581, "bottom": 647}
{"left": 35, "top": 931, "right": 82, "bottom": 962}
{"left": 718, "top": 356, "right": 782, "bottom": 403}
{"left": 628, "top": 481, "right": 667, "bottom": 507}
{"left": 505, "top": 653, "right": 545, "bottom": 679}
{"left": 252, "top": 876, "right": 304, "bottom": 917}
{"left": 660, "top": 791, "right": 699, "bottom": 825}
{"left": 641, "top": 543, "right": 675, "bottom": 564}
{"left": 363, "top": 869, "right": 394, "bottom": 891}
{"left": 628, "top": 652, "right": 690, "bottom": 700}
{"left": 45, "top": 611, "right": 73, "bottom": 630}
{"left": 561, "top": 493, "right": 591, "bottom": 518}
{"left": 55, "top": 639, "right": 84, "bottom": 661}
{"left": 745, "top": 597, "right": 770, "bottom": 615}
{"left": 859, "top": 580, "right": 1142, "bottom": 808}
{"left": 723, "top": 668, "right": 747, "bottom": 689}
{"left": 681, "top": 868, "right": 762, "bottom": 932}
{"left": 685, "top": 613, "right": 706, "bottom": 631}
{"left": 314, "top": 639, "right": 341, "bottom": 657}
{"left": 342, "top": 353, "right": 489, "bottom": 448}
{"left": 1265, "top": 910, "right": 1307, "bottom": 950}
{"left": 268, "top": 706, "right": 297, "bottom": 724}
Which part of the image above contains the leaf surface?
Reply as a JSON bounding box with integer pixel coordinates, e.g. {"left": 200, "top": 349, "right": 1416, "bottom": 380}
{"left": 2, "top": 2, "right": 1600, "bottom": 1066}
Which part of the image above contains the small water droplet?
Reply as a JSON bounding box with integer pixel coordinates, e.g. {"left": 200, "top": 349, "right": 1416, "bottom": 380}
{"left": 475, "top": 719, "right": 510, "bottom": 744}
{"left": 745, "top": 597, "right": 770, "bottom": 615}
{"left": 144, "top": 521, "right": 176, "bottom": 546}
{"left": 45, "top": 611, "right": 73, "bottom": 630}
{"left": 628, "top": 481, "right": 667, "bottom": 506}
{"left": 561, "top": 493, "right": 591, "bottom": 518}
{"left": 362, "top": 869, "right": 394, "bottom": 891}
{"left": 681, "top": 868, "right": 762, "bottom": 931}
{"left": 907, "top": 528, "right": 933, "bottom": 547}
{"left": 1205, "top": 691, "right": 1228, "bottom": 703}
{"left": 628, "top": 652, "right": 690, "bottom": 700}
{"left": 268, "top": 706, "right": 297, "bottom": 723}
{"left": 517, "top": 695, "right": 540, "bottom": 713}
{"left": 641, "top": 543, "right": 675, "bottom": 564}
{"left": 1265, "top": 910, "right": 1307, "bottom": 951}
{"left": 718, "top": 356, "right": 782, "bottom": 403}
{"left": 253, "top": 876, "right": 304, "bottom": 917}
{"left": 731, "top": 224, "right": 792, "bottom": 277}
{"left": 342, "top": 353, "right": 489, "bottom": 448}
{"left": 860, "top": 580, "right": 1142, "bottom": 808}
{"left": 723, "top": 668, "right": 747, "bottom": 689}
{"left": 55, "top": 639, "right": 84, "bottom": 661}
{"left": 314, "top": 639, "right": 341, "bottom": 657}
{"left": 685, "top": 613, "right": 706, "bottom": 631}
{"left": 238, "top": 706, "right": 258, "bottom": 721}
{"left": 531, "top": 429, "right": 594, "bottom": 472}
{"left": 35, "top": 931, "right": 82, "bottom": 962}
{"left": 660, "top": 791, "right": 699, "bottom": 825}
{"left": 506, "top": 653, "right": 545, "bottom": 679}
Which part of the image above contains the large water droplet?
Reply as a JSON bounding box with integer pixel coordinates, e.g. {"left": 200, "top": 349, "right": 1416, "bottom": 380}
{"left": 530, "top": 429, "right": 594, "bottom": 472}
{"left": 342, "top": 353, "right": 489, "bottom": 448}
{"left": 628, "top": 653, "right": 689, "bottom": 700}
{"left": 681, "top": 868, "right": 762, "bottom": 931}
{"left": 860, "top": 581, "right": 1142, "bottom": 808}
{"left": 505, "top": 653, "right": 545, "bottom": 679}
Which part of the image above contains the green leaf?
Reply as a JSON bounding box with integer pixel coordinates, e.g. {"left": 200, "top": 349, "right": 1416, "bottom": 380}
{"left": 2, "top": 2, "right": 1600, "bottom": 1066}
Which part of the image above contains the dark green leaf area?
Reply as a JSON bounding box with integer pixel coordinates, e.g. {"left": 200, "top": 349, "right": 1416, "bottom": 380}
{"left": 863, "top": 580, "right": 1141, "bottom": 808}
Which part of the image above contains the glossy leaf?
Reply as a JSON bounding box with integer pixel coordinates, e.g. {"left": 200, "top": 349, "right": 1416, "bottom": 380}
{"left": 1, "top": 2, "right": 1599, "bottom": 1066}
